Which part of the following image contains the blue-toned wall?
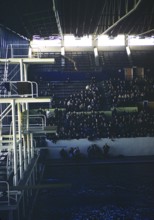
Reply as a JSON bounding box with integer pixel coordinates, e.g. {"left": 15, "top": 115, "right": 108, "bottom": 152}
{"left": 0, "top": 25, "right": 29, "bottom": 58}
{"left": 47, "top": 137, "right": 154, "bottom": 159}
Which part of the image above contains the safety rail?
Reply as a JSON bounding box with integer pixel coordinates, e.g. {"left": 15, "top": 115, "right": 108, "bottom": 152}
{"left": 0, "top": 181, "right": 10, "bottom": 205}
{"left": 6, "top": 44, "right": 30, "bottom": 59}
{"left": 22, "top": 114, "right": 47, "bottom": 132}
{"left": 0, "top": 139, "right": 25, "bottom": 182}
{"left": 1, "top": 114, "right": 47, "bottom": 136}
{"left": 31, "top": 47, "right": 42, "bottom": 58}
{"left": 0, "top": 81, "right": 38, "bottom": 98}
{"left": 0, "top": 180, "right": 22, "bottom": 206}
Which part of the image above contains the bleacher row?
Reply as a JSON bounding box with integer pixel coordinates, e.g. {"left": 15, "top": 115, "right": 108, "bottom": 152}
{"left": 29, "top": 75, "right": 154, "bottom": 142}
{"left": 38, "top": 80, "right": 88, "bottom": 98}
{"left": 31, "top": 50, "right": 154, "bottom": 71}
{"left": 44, "top": 110, "right": 154, "bottom": 141}
{"left": 37, "top": 76, "right": 154, "bottom": 109}
{"left": 33, "top": 49, "right": 153, "bottom": 71}
{"left": 32, "top": 51, "right": 96, "bottom": 72}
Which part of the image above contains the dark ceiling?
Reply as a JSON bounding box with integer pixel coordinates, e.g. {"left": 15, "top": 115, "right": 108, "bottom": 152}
{"left": 0, "top": 0, "right": 154, "bottom": 40}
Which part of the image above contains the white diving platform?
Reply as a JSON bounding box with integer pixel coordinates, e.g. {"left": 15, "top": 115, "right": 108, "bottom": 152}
{"left": 0, "top": 55, "right": 56, "bottom": 220}
{"left": 0, "top": 58, "right": 55, "bottom": 64}
{"left": 0, "top": 97, "right": 51, "bottom": 104}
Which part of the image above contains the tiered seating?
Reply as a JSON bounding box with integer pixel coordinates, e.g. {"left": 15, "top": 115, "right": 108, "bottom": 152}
{"left": 38, "top": 80, "right": 88, "bottom": 99}
{"left": 29, "top": 80, "right": 89, "bottom": 109}
{"left": 101, "top": 77, "right": 154, "bottom": 108}
{"left": 46, "top": 109, "right": 154, "bottom": 141}
{"left": 64, "top": 51, "right": 96, "bottom": 72}
{"left": 99, "top": 51, "right": 130, "bottom": 68}
{"left": 38, "top": 75, "right": 154, "bottom": 141}
{"left": 31, "top": 50, "right": 96, "bottom": 72}
{"left": 131, "top": 50, "right": 154, "bottom": 67}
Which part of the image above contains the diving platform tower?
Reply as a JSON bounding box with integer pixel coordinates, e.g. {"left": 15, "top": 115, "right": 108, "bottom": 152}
{"left": 0, "top": 57, "right": 55, "bottom": 220}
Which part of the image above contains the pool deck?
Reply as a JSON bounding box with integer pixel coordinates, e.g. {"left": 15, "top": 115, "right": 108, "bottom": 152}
{"left": 46, "top": 155, "right": 154, "bottom": 167}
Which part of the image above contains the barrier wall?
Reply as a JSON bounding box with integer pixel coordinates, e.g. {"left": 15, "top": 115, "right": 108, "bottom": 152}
{"left": 46, "top": 137, "right": 154, "bottom": 159}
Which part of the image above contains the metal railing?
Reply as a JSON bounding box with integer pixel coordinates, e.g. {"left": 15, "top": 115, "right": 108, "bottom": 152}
{"left": 0, "top": 81, "right": 38, "bottom": 98}
{"left": 0, "top": 181, "right": 10, "bottom": 205}
{"left": 22, "top": 114, "right": 47, "bottom": 131}
{"left": 2, "top": 44, "right": 30, "bottom": 82}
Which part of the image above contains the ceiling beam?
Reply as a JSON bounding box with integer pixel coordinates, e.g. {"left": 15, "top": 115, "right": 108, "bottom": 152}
{"left": 95, "top": 0, "right": 142, "bottom": 39}
{"left": 52, "top": 0, "right": 63, "bottom": 39}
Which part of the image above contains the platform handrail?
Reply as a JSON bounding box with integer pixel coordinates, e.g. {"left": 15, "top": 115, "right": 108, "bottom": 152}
{"left": 22, "top": 114, "right": 47, "bottom": 130}
{"left": 0, "top": 81, "right": 38, "bottom": 98}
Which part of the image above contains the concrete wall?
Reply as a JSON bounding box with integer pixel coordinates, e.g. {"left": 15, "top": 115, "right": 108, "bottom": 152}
{"left": 46, "top": 137, "right": 154, "bottom": 159}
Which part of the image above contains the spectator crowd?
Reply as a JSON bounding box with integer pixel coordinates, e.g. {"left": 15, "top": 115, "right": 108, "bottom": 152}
{"left": 45, "top": 109, "right": 154, "bottom": 141}
{"left": 35, "top": 76, "right": 154, "bottom": 141}
{"left": 38, "top": 76, "right": 154, "bottom": 110}
{"left": 102, "top": 77, "right": 154, "bottom": 108}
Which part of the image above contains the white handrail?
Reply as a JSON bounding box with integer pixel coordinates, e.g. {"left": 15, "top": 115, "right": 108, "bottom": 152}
{"left": 0, "top": 81, "right": 38, "bottom": 98}
{"left": 22, "top": 114, "right": 46, "bottom": 130}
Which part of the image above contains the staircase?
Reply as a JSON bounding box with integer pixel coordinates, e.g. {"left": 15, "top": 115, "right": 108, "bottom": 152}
{"left": 0, "top": 135, "right": 15, "bottom": 182}
{"left": 0, "top": 149, "right": 8, "bottom": 181}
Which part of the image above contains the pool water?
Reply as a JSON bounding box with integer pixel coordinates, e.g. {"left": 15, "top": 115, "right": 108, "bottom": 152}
{"left": 32, "top": 160, "right": 154, "bottom": 220}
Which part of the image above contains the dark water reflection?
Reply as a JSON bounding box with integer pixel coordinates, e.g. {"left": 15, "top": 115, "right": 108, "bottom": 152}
{"left": 32, "top": 161, "right": 154, "bottom": 220}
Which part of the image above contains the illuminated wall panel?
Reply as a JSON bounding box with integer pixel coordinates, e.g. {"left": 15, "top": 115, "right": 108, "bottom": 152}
{"left": 64, "top": 35, "right": 92, "bottom": 47}
{"left": 124, "top": 68, "right": 133, "bottom": 80}
{"left": 128, "top": 36, "right": 154, "bottom": 46}
{"left": 98, "top": 35, "right": 125, "bottom": 46}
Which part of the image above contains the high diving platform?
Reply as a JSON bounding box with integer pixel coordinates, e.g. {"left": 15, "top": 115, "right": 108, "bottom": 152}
{"left": 0, "top": 57, "right": 56, "bottom": 219}
{"left": 0, "top": 58, "right": 55, "bottom": 64}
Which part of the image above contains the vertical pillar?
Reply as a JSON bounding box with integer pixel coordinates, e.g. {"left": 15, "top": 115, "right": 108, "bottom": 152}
{"left": 26, "top": 103, "right": 30, "bottom": 164}
{"left": 27, "top": 133, "right": 30, "bottom": 164}
{"left": 28, "top": 46, "right": 32, "bottom": 58}
{"left": 20, "top": 59, "right": 26, "bottom": 111}
{"left": 0, "top": 104, "right": 2, "bottom": 137}
{"left": 23, "top": 135, "right": 27, "bottom": 171}
{"left": 125, "top": 35, "right": 132, "bottom": 66}
{"left": 24, "top": 64, "right": 28, "bottom": 81}
{"left": 10, "top": 44, "right": 13, "bottom": 58}
{"left": 94, "top": 47, "right": 99, "bottom": 67}
{"left": 20, "top": 59, "right": 24, "bottom": 82}
{"left": 61, "top": 46, "right": 65, "bottom": 67}
{"left": 30, "top": 133, "right": 34, "bottom": 158}
{"left": 17, "top": 103, "right": 23, "bottom": 180}
{"left": 12, "top": 99, "right": 18, "bottom": 186}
